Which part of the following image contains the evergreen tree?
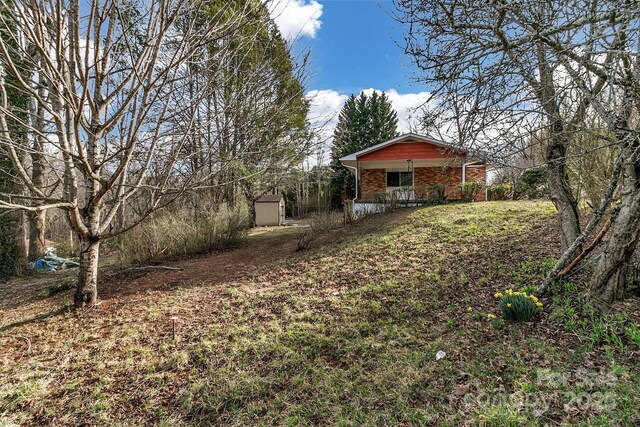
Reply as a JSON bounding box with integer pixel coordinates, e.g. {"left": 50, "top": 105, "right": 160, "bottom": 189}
{"left": 0, "top": 4, "right": 30, "bottom": 276}
{"left": 330, "top": 91, "right": 398, "bottom": 207}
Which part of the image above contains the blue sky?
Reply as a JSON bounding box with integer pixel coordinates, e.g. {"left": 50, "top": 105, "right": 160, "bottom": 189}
{"left": 268, "top": 0, "right": 433, "bottom": 147}
{"left": 305, "top": 1, "right": 416, "bottom": 93}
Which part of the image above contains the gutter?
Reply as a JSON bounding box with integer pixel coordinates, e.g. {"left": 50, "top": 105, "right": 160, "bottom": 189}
{"left": 462, "top": 161, "right": 476, "bottom": 184}
{"left": 344, "top": 163, "right": 358, "bottom": 204}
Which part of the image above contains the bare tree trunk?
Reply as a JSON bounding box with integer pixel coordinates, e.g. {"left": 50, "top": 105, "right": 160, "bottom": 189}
{"left": 547, "top": 136, "right": 581, "bottom": 255}
{"left": 589, "top": 195, "right": 640, "bottom": 307}
{"left": 27, "top": 71, "right": 48, "bottom": 261}
{"left": 74, "top": 239, "right": 100, "bottom": 307}
{"left": 590, "top": 141, "right": 640, "bottom": 308}
{"left": 28, "top": 210, "right": 46, "bottom": 260}
{"left": 537, "top": 45, "right": 582, "bottom": 257}
{"left": 621, "top": 244, "right": 640, "bottom": 297}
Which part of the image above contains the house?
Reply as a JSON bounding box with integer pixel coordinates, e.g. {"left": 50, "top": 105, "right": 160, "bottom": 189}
{"left": 339, "top": 133, "right": 488, "bottom": 214}
{"left": 255, "top": 194, "right": 286, "bottom": 226}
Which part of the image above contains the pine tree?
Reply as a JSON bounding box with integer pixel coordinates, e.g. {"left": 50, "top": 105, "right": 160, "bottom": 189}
{"left": 330, "top": 91, "right": 398, "bottom": 207}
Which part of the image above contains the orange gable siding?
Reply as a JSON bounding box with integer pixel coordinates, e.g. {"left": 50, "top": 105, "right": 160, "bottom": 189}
{"left": 357, "top": 141, "right": 464, "bottom": 161}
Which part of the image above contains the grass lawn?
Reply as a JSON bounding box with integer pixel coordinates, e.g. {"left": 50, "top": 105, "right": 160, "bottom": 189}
{"left": 1, "top": 200, "right": 639, "bottom": 426}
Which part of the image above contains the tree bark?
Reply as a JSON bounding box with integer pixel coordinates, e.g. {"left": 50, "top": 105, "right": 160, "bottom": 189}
{"left": 28, "top": 210, "right": 46, "bottom": 261}
{"left": 590, "top": 127, "right": 640, "bottom": 308}
{"left": 74, "top": 239, "right": 100, "bottom": 308}
{"left": 546, "top": 121, "right": 581, "bottom": 258}
{"left": 535, "top": 42, "right": 582, "bottom": 257}
{"left": 589, "top": 195, "right": 640, "bottom": 308}
{"left": 621, "top": 243, "right": 640, "bottom": 297}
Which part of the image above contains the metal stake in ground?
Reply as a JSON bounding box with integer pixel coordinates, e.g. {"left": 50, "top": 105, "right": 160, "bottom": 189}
{"left": 170, "top": 316, "right": 178, "bottom": 340}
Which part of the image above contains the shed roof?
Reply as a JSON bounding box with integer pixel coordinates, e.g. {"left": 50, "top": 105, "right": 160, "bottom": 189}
{"left": 255, "top": 194, "right": 284, "bottom": 203}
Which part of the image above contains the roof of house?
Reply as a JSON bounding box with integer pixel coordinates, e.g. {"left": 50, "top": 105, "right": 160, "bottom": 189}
{"left": 339, "top": 133, "right": 467, "bottom": 162}
{"left": 255, "top": 194, "right": 284, "bottom": 203}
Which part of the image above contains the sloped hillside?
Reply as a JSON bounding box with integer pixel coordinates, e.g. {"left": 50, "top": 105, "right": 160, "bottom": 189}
{"left": 1, "top": 201, "right": 639, "bottom": 426}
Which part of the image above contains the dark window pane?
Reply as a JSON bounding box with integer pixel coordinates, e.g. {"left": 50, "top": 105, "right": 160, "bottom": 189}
{"left": 400, "top": 172, "right": 413, "bottom": 187}
{"left": 386, "top": 172, "right": 400, "bottom": 187}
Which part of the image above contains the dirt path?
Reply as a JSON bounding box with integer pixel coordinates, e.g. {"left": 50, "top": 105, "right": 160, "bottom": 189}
{"left": 99, "top": 227, "right": 305, "bottom": 299}
{"left": 0, "top": 226, "right": 306, "bottom": 315}
{"left": 0, "top": 211, "right": 406, "bottom": 321}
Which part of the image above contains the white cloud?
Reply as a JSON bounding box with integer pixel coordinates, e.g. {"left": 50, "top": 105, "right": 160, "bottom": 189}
{"left": 306, "top": 89, "right": 347, "bottom": 138}
{"left": 268, "top": 0, "right": 323, "bottom": 41}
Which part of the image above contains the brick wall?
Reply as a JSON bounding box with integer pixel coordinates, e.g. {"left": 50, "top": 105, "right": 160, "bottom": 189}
{"left": 465, "top": 165, "right": 487, "bottom": 202}
{"left": 358, "top": 165, "right": 487, "bottom": 202}
{"left": 360, "top": 168, "right": 386, "bottom": 201}
{"left": 414, "top": 166, "right": 462, "bottom": 200}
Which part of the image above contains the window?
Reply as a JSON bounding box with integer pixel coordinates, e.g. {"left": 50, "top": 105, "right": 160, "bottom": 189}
{"left": 386, "top": 171, "right": 413, "bottom": 187}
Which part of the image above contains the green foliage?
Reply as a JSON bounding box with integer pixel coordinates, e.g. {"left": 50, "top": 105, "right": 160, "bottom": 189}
{"left": 516, "top": 166, "right": 548, "bottom": 199}
{"left": 0, "top": 6, "right": 31, "bottom": 277}
{"left": 55, "top": 240, "right": 80, "bottom": 259}
{"left": 487, "top": 183, "right": 513, "bottom": 201}
{"left": 330, "top": 92, "right": 399, "bottom": 208}
{"left": 0, "top": 216, "right": 24, "bottom": 277}
{"left": 205, "top": 0, "right": 310, "bottom": 203}
{"left": 624, "top": 323, "right": 640, "bottom": 349}
{"left": 460, "top": 180, "right": 483, "bottom": 202}
{"left": 496, "top": 290, "right": 541, "bottom": 322}
{"left": 4, "top": 201, "right": 640, "bottom": 425}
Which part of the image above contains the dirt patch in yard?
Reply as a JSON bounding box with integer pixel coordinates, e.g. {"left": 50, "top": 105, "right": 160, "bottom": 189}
{"left": 0, "top": 210, "right": 408, "bottom": 321}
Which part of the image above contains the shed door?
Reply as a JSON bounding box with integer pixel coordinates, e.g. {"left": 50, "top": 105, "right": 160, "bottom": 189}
{"left": 280, "top": 201, "right": 285, "bottom": 225}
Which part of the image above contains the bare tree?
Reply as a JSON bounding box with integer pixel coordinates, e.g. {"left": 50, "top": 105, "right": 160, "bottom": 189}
{"left": 395, "top": 0, "right": 640, "bottom": 306}
{"left": 393, "top": 0, "right": 622, "bottom": 256}
{"left": 0, "top": 0, "right": 247, "bottom": 307}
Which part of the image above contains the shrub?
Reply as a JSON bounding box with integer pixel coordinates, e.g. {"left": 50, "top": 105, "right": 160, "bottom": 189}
{"left": 54, "top": 240, "right": 80, "bottom": 259}
{"left": 487, "top": 183, "right": 513, "bottom": 201}
{"left": 116, "top": 203, "right": 250, "bottom": 265}
{"left": 494, "top": 289, "right": 542, "bottom": 322}
{"left": 414, "top": 184, "right": 447, "bottom": 204}
{"left": 460, "top": 180, "right": 484, "bottom": 202}
{"left": 296, "top": 210, "right": 342, "bottom": 251}
{"left": 372, "top": 192, "right": 392, "bottom": 205}
{"left": 44, "top": 278, "right": 74, "bottom": 297}
{"left": 516, "top": 166, "right": 547, "bottom": 199}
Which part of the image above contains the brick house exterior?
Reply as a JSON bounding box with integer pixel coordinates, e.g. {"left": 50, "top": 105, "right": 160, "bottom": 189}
{"left": 340, "top": 133, "right": 488, "bottom": 207}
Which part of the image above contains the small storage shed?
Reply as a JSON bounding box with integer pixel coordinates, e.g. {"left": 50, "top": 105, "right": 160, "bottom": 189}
{"left": 255, "top": 194, "right": 285, "bottom": 226}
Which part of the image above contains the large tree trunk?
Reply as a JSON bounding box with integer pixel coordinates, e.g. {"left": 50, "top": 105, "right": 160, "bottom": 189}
{"left": 547, "top": 132, "right": 582, "bottom": 256}
{"left": 536, "top": 44, "right": 582, "bottom": 258}
{"left": 622, "top": 244, "right": 640, "bottom": 297}
{"left": 74, "top": 239, "right": 100, "bottom": 308}
{"left": 590, "top": 146, "right": 640, "bottom": 308}
{"left": 589, "top": 194, "right": 640, "bottom": 307}
{"left": 28, "top": 210, "right": 46, "bottom": 261}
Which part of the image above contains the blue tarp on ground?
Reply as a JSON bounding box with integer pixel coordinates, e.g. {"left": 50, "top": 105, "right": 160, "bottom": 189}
{"left": 30, "top": 255, "right": 80, "bottom": 272}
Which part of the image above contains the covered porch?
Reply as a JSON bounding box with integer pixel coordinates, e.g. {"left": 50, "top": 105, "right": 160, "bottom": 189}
{"left": 341, "top": 158, "right": 486, "bottom": 205}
